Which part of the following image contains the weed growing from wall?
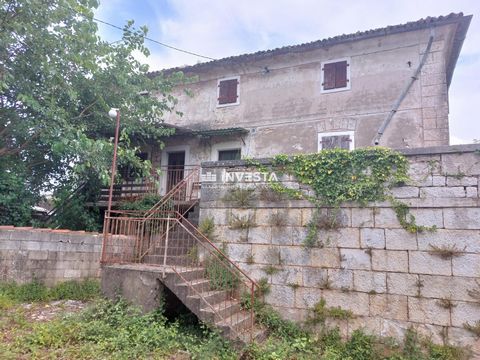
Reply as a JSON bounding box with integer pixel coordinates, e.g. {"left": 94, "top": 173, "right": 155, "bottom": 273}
{"left": 198, "top": 216, "right": 216, "bottom": 240}
{"left": 223, "top": 187, "right": 255, "bottom": 207}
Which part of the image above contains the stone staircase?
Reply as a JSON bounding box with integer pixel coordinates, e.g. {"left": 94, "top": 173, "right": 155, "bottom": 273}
{"left": 138, "top": 206, "right": 266, "bottom": 344}
{"left": 102, "top": 169, "right": 266, "bottom": 344}
{"left": 160, "top": 266, "right": 266, "bottom": 344}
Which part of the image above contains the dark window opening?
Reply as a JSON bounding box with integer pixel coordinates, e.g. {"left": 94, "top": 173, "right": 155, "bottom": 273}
{"left": 321, "top": 135, "right": 351, "bottom": 150}
{"left": 218, "top": 78, "right": 239, "bottom": 105}
{"left": 322, "top": 60, "right": 349, "bottom": 90}
{"left": 218, "top": 149, "right": 241, "bottom": 161}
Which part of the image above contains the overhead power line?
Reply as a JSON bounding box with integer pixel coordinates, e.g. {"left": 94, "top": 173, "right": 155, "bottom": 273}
{"left": 56, "top": 2, "right": 216, "bottom": 61}
{"left": 92, "top": 17, "right": 216, "bottom": 61}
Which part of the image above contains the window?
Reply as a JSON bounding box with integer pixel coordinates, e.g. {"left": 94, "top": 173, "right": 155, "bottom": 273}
{"left": 318, "top": 131, "right": 354, "bottom": 151}
{"left": 218, "top": 149, "right": 241, "bottom": 161}
{"left": 217, "top": 77, "right": 239, "bottom": 106}
{"left": 321, "top": 58, "right": 350, "bottom": 93}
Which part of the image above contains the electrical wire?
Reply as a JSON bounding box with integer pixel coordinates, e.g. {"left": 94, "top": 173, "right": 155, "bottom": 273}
{"left": 55, "top": 2, "right": 216, "bottom": 61}
{"left": 92, "top": 17, "right": 216, "bottom": 61}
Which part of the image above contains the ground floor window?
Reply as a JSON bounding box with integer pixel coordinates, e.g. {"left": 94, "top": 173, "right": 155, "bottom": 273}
{"left": 318, "top": 131, "right": 354, "bottom": 151}
{"left": 218, "top": 149, "right": 241, "bottom": 160}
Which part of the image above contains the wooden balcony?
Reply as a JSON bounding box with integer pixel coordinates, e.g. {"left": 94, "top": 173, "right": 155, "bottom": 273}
{"left": 97, "top": 165, "right": 200, "bottom": 207}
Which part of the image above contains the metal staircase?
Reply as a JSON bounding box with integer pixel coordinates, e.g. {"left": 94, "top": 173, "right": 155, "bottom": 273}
{"left": 101, "top": 167, "right": 265, "bottom": 344}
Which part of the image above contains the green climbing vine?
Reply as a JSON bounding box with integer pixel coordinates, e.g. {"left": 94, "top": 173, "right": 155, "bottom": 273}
{"left": 246, "top": 147, "right": 435, "bottom": 246}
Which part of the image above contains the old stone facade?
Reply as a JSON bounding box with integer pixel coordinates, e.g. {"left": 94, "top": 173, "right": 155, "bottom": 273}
{"left": 148, "top": 13, "right": 471, "bottom": 171}
{"left": 199, "top": 144, "right": 480, "bottom": 353}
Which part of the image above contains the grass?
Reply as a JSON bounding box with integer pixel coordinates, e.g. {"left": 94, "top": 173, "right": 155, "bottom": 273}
{"left": 0, "top": 297, "right": 235, "bottom": 360}
{"left": 0, "top": 280, "right": 471, "bottom": 360}
{"left": 0, "top": 279, "right": 100, "bottom": 307}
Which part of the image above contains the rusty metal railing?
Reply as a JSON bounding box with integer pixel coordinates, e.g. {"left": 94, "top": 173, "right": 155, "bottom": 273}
{"left": 101, "top": 210, "right": 258, "bottom": 340}
{"left": 144, "top": 166, "right": 200, "bottom": 218}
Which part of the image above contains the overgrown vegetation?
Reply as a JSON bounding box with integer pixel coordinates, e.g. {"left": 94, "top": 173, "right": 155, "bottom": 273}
{"left": 241, "top": 293, "right": 468, "bottom": 360}
{"left": 0, "top": 279, "right": 100, "bottom": 308}
{"left": 307, "top": 298, "right": 355, "bottom": 325}
{"left": 0, "top": 297, "right": 235, "bottom": 359}
{"left": 118, "top": 193, "right": 164, "bottom": 212}
{"left": 0, "top": 280, "right": 470, "bottom": 359}
{"left": 48, "top": 179, "right": 103, "bottom": 231}
{"left": 247, "top": 148, "right": 437, "bottom": 243}
{"left": 1, "top": 0, "right": 182, "bottom": 226}
{"left": 204, "top": 245, "right": 239, "bottom": 291}
{"left": 390, "top": 198, "right": 437, "bottom": 234}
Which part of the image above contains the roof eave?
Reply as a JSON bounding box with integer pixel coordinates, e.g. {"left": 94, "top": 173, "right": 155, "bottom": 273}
{"left": 445, "top": 14, "right": 472, "bottom": 88}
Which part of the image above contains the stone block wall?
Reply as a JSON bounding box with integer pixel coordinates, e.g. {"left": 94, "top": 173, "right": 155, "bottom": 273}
{"left": 0, "top": 227, "right": 102, "bottom": 286}
{"left": 200, "top": 144, "right": 480, "bottom": 353}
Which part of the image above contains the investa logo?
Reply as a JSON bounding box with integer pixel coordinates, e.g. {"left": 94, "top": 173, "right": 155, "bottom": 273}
{"left": 201, "top": 170, "right": 278, "bottom": 183}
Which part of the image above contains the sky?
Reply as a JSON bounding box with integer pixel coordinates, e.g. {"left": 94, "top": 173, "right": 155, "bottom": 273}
{"left": 95, "top": 0, "right": 480, "bottom": 144}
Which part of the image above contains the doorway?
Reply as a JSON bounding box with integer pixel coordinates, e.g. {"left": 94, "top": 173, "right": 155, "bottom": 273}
{"left": 167, "top": 151, "right": 185, "bottom": 192}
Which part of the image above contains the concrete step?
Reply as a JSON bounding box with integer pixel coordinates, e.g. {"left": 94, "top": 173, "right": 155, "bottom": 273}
{"left": 200, "top": 299, "right": 241, "bottom": 323}
{"left": 176, "top": 278, "right": 211, "bottom": 294}
{"left": 216, "top": 310, "right": 252, "bottom": 334}
{"left": 236, "top": 325, "right": 269, "bottom": 344}
{"left": 187, "top": 289, "right": 229, "bottom": 308}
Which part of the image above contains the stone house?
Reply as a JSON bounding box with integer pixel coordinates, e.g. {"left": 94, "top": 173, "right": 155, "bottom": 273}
{"left": 143, "top": 13, "right": 471, "bottom": 185}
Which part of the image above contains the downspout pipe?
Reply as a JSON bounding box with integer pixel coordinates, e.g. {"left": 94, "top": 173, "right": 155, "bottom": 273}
{"left": 372, "top": 30, "right": 435, "bottom": 146}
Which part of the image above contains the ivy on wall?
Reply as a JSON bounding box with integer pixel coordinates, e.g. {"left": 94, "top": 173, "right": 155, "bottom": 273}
{"left": 246, "top": 147, "right": 435, "bottom": 246}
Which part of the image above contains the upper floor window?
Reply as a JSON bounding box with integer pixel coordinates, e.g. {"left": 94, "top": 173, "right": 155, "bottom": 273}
{"left": 321, "top": 58, "right": 350, "bottom": 93}
{"left": 217, "top": 77, "right": 239, "bottom": 106}
{"left": 318, "top": 131, "right": 354, "bottom": 151}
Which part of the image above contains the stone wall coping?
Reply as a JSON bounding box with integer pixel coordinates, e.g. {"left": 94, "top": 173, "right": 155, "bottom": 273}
{"left": 201, "top": 143, "right": 480, "bottom": 168}
{"left": 0, "top": 226, "right": 100, "bottom": 236}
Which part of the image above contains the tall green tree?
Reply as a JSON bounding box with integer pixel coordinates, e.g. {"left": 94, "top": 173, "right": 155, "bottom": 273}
{"left": 0, "top": 0, "right": 181, "bottom": 225}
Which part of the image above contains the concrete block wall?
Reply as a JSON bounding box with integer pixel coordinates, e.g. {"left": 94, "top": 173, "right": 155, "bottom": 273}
{"left": 0, "top": 227, "right": 102, "bottom": 286}
{"left": 200, "top": 144, "right": 480, "bottom": 353}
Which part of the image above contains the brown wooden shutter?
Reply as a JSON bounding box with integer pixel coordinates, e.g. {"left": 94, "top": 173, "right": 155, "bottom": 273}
{"left": 218, "top": 79, "right": 238, "bottom": 105}
{"left": 335, "top": 61, "right": 348, "bottom": 88}
{"left": 322, "top": 63, "right": 336, "bottom": 90}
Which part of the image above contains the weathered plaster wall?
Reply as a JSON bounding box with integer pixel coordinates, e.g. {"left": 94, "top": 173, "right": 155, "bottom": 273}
{"left": 199, "top": 144, "right": 480, "bottom": 353}
{"left": 161, "top": 23, "right": 455, "bottom": 160}
{"left": 0, "top": 227, "right": 101, "bottom": 285}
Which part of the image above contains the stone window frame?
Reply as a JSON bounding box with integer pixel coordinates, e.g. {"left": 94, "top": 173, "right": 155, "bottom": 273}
{"left": 216, "top": 76, "right": 240, "bottom": 108}
{"left": 320, "top": 57, "right": 351, "bottom": 94}
{"left": 318, "top": 131, "right": 355, "bottom": 151}
{"left": 211, "top": 140, "right": 243, "bottom": 160}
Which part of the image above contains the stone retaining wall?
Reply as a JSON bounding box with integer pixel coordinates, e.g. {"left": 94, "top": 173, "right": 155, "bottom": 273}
{"left": 0, "top": 227, "right": 102, "bottom": 286}
{"left": 200, "top": 144, "right": 480, "bottom": 353}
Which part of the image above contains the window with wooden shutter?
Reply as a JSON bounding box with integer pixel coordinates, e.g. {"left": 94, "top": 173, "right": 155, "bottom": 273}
{"left": 318, "top": 131, "right": 354, "bottom": 151}
{"left": 321, "top": 58, "right": 350, "bottom": 93}
{"left": 217, "top": 77, "right": 239, "bottom": 106}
